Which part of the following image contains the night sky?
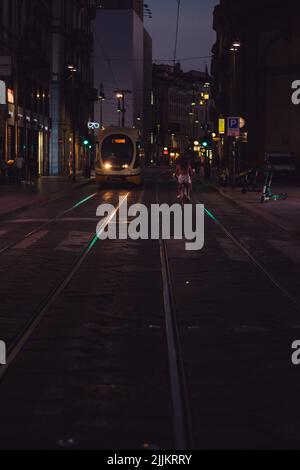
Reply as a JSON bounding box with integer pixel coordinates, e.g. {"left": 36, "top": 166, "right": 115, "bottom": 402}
{"left": 144, "top": 0, "right": 217, "bottom": 72}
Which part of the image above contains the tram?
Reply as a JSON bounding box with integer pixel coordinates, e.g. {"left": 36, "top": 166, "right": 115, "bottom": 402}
{"left": 95, "top": 127, "right": 143, "bottom": 185}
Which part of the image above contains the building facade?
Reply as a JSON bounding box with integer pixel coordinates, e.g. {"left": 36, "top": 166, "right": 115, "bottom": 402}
{"left": 94, "top": 0, "right": 153, "bottom": 146}
{"left": 0, "top": 0, "right": 51, "bottom": 174}
{"left": 49, "top": 0, "right": 97, "bottom": 176}
{"left": 151, "top": 64, "right": 212, "bottom": 162}
{"left": 212, "top": 0, "right": 300, "bottom": 170}
{"left": 0, "top": 0, "right": 97, "bottom": 177}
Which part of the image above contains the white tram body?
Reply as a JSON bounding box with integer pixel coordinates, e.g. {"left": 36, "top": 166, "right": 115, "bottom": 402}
{"left": 96, "top": 127, "right": 143, "bottom": 185}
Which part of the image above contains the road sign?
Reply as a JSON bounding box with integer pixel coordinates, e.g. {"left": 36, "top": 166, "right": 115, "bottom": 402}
{"left": 227, "top": 117, "right": 240, "bottom": 137}
{"left": 0, "top": 80, "right": 6, "bottom": 105}
{"left": 87, "top": 122, "right": 100, "bottom": 130}
{"left": 218, "top": 118, "right": 225, "bottom": 134}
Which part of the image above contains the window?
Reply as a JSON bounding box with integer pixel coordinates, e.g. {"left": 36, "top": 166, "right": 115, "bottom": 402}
{"left": 101, "top": 134, "right": 134, "bottom": 166}
{"left": 7, "top": 88, "right": 14, "bottom": 104}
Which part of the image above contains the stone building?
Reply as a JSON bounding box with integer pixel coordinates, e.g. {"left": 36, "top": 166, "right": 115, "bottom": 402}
{"left": 212, "top": 0, "right": 300, "bottom": 170}
{"left": 151, "top": 64, "right": 212, "bottom": 162}
{"left": 0, "top": 0, "right": 97, "bottom": 177}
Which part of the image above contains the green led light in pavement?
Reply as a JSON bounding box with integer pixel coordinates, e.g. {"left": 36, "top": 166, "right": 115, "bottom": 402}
{"left": 204, "top": 208, "right": 218, "bottom": 223}
{"left": 72, "top": 193, "right": 97, "bottom": 209}
{"left": 87, "top": 234, "right": 98, "bottom": 253}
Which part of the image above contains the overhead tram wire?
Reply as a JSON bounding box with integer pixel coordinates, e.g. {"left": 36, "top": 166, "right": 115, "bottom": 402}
{"left": 173, "top": 0, "right": 181, "bottom": 67}
{"left": 93, "top": 55, "right": 212, "bottom": 63}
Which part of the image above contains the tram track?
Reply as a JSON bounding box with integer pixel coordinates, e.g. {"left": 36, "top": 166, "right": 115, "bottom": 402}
{"left": 0, "top": 192, "right": 131, "bottom": 382}
{"left": 202, "top": 203, "right": 300, "bottom": 313}
{"left": 159, "top": 237, "right": 194, "bottom": 449}
{"left": 156, "top": 185, "right": 194, "bottom": 450}
{"left": 2, "top": 175, "right": 298, "bottom": 449}
{"left": 0, "top": 181, "right": 194, "bottom": 449}
{"left": 155, "top": 176, "right": 300, "bottom": 449}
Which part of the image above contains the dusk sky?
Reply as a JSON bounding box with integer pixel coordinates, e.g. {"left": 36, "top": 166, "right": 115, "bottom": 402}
{"left": 93, "top": 1, "right": 218, "bottom": 125}
{"left": 144, "top": 0, "right": 217, "bottom": 72}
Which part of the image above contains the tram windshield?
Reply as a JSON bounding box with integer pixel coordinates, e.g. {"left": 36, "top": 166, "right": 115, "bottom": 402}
{"left": 101, "top": 134, "right": 134, "bottom": 165}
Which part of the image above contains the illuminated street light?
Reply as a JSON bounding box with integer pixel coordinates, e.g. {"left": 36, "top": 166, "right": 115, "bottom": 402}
{"left": 67, "top": 65, "right": 77, "bottom": 72}
{"left": 230, "top": 40, "right": 241, "bottom": 52}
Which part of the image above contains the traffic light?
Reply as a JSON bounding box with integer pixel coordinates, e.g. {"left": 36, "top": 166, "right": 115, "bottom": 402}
{"left": 201, "top": 138, "right": 209, "bottom": 148}
{"left": 83, "top": 139, "right": 89, "bottom": 146}
{"left": 200, "top": 134, "right": 212, "bottom": 149}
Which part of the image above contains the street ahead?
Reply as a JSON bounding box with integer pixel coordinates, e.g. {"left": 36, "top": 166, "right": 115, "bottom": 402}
{"left": 0, "top": 168, "right": 300, "bottom": 450}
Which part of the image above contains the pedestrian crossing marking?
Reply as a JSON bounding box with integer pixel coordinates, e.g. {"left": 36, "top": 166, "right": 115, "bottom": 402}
{"left": 58, "top": 218, "right": 99, "bottom": 222}
{"left": 14, "top": 230, "right": 49, "bottom": 250}
{"left": 217, "top": 237, "right": 249, "bottom": 263}
{"left": 7, "top": 218, "right": 98, "bottom": 223}
{"left": 7, "top": 219, "right": 49, "bottom": 224}
{"left": 267, "top": 240, "right": 300, "bottom": 263}
{"left": 55, "top": 230, "right": 93, "bottom": 253}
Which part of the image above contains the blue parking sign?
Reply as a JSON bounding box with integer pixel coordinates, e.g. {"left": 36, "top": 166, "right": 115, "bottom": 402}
{"left": 227, "top": 117, "right": 240, "bottom": 136}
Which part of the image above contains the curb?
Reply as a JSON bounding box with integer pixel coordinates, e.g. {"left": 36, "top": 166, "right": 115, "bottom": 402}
{"left": 0, "top": 178, "right": 95, "bottom": 223}
{"left": 207, "top": 182, "right": 296, "bottom": 234}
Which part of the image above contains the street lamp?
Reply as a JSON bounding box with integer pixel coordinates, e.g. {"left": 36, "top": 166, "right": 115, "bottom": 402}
{"left": 67, "top": 65, "right": 78, "bottom": 182}
{"left": 229, "top": 40, "right": 241, "bottom": 185}
{"left": 98, "top": 83, "right": 106, "bottom": 129}
{"left": 231, "top": 40, "right": 241, "bottom": 51}
{"left": 115, "top": 90, "right": 131, "bottom": 127}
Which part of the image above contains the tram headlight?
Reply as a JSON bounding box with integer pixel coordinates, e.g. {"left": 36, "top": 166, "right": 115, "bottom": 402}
{"left": 122, "top": 164, "right": 129, "bottom": 169}
{"left": 104, "top": 163, "right": 112, "bottom": 170}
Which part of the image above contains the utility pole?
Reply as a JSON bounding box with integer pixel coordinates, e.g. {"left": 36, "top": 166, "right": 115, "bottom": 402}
{"left": 230, "top": 41, "right": 241, "bottom": 187}
{"left": 99, "top": 83, "right": 105, "bottom": 129}
{"left": 68, "top": 65, "right": 77, "bottom": 182}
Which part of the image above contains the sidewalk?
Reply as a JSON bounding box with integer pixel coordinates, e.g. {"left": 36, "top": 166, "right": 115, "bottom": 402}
{"left": 209, "top": 181, "right": 300, "bottom": 234}
{"left": 0, "top": 176, "right": 94, "bottom": 220}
